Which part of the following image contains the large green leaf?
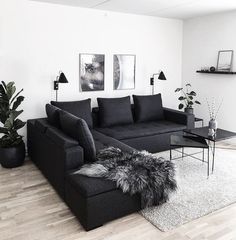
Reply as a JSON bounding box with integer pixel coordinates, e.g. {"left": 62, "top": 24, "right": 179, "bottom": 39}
{"left": 178, "top": 96, "right": 186, "bottom": 101}
{"left": 12, "top": 96, "right": 24, "bottom": 110}
{"left": 188, "top": 96, "right": 193, "bottom": 100}
{"left": 188, "top": 91, "right": 196, "bottom": 96}
{"left": 0, "top": 107, "right": 10, "bottom": 124}
{"left": 6, "top": 82, "right": 16, "bottom": 100}
{"left": 175, "top": 88, "right": 183, "bottom": 92}
{"left": 14, "top": 119, "right": 26, "bottom": 130}
{"left": 10, "top": 110, "right": 23, "bottom": 121}
{"left": 10, "top": 88, "right": 23, "bottom": 103}
{"left": 0, "top": 84, "right": 9, "bottom": 103}
{"left": 4, "top": 118, "right": 13, "bottom": 129}
{"left": 3, "top": 110, "right": 23, "bottom": 129}
{"left": 178, "top": 103, "right": 184, "bottom": 109}
{"left": 195, "top": 100, "right": 201, "bottom": 104}
{"left": 0, "top": 127, "right": 8, "bottom": 134}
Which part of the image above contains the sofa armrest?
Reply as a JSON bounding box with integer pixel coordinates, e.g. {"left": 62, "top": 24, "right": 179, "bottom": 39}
{"left": 27, "top": 119, "right": 85, "bottom": 198}
{"left": 163, "top": 107, "right": 194, "bottom": 129}
{"left": 46, "top": 127, "right": 79, "bottom": 149}
{"left": 44, "top": 126, "right": 84, "bottom": 170}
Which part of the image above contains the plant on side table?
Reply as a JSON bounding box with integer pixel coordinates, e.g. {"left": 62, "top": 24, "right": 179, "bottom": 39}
{"left": 175, "top": 83, "right": 201, "bottom": 114}
{"left": 0, "top": 81, "right": 26, "bottom": 168}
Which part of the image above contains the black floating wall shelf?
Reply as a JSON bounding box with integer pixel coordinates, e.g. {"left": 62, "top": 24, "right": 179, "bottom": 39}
{"left": 196, "top": 70, "right": 236, "bottom": 74}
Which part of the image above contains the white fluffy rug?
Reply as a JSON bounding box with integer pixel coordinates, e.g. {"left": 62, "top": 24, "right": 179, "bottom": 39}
{"left": 140, "top": 148, "right": 236, "bottom": 231}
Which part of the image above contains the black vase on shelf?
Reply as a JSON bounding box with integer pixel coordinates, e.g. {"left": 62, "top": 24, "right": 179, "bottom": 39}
{"left": 184, "top": 107, "right": 194, "bottom": 114}
{"left": 0, "top": 142, "right": 25, "bottom": 168}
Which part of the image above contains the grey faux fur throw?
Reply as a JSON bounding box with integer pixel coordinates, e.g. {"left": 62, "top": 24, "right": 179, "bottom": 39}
{"left": 75, "top": 147, "right": 177, "bottom": 208}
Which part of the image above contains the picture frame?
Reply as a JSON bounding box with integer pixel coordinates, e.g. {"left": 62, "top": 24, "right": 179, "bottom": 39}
{"left": 79, "top": 53, "right": 105, "bottom": 92}
{"left": 113, "top": 54, "right": 136, "bottom": 90}
{"left": 216, "top": 50, "right": 233, "bottom": 72}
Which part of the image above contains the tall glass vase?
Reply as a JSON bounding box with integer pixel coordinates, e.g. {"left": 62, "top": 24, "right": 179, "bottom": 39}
{"left": 208, "top": 119, "right": 218, "bottom": 136}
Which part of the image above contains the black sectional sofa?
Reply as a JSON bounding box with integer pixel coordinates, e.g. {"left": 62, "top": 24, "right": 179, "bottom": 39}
{"left": 27, "top": 94, "right": 194, "bottom": 231}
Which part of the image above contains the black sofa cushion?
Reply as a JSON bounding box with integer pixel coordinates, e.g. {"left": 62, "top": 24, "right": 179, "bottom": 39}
{"left": 45, "top": 104, "right": 61, "bottom": 128}
{"left": 91, "top": 130, "right": 134, "bottom": 153}
{"left": 97, "top": 96, "right": 133, "bottom": 127}
{"left": 59, "top": 110, "right": 96, "bottom": 162}
{"left": 133, "top": 94, "right": 164, "bottom": 122}
{"left": 66, "top": 173, "right": 117, "bottom": 198}
{"left": 96, "top": 120, "right": 186, "bottom": 140}
{"left": 51, "top": 99, "right": 93, "bottom": 128}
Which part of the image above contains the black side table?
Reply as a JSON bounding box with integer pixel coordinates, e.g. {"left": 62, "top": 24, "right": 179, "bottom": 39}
{"left": 170, "top": 135, "right": 210, "bottom": 176}
{"left": 195, "top": 117, "right": 204, "bottom": 127}
{"left": 184, "top": 127, "right": 236, "bottom": 175}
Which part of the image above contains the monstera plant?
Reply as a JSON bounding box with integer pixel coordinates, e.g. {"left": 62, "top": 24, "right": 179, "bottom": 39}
{"left": 0, "top": 81, "right": 26, "bottom": 168}
{"left": 175, "top": 83, "right": 201, "bottom": 114}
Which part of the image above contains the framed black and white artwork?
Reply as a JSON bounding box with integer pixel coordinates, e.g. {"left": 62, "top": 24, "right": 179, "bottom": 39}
{"left": 216, "top": 50, "right": 233, "bottom": 72}
{"left": 79, "top": 54, "right": 105, "bottom": 91}
{"left": 113, "top": 54, "right": 136, "bottom": 90}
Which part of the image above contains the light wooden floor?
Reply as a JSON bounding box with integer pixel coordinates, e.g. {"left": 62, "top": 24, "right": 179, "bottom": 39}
{"left": 0, "top": 154, "right": 236, "bottom": 240}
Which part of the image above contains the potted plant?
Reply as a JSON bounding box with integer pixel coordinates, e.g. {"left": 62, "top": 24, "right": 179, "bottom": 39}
{"left": 175, "top": 83, "right": 201, "bottom": 114}
{"left": 0, "top": 81, "right": 26, "bottom": 168}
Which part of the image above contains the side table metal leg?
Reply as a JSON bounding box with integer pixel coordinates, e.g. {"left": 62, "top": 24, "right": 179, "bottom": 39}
{"left": 207, "top": 147, "right": 210, "bottom": 177}
{"left": 182, "top": 147, "right": 184, "bottom": 160}
{"left": 212, "top": 141, "right": 216, "bottom": 173}
{"left": 202, "top": 148, "right": 204, "bottom": 162}
{"left": 170, "top": 148, "right": 172, "bottom": 161}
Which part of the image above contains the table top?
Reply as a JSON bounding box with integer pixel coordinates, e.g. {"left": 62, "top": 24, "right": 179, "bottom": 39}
{"left": 194, "top": 117, "right": 203, "bottom": 122}
{"left": 184, "top": 127, "right": 236, "bottom": 142}
{"left": 170, "top": 135, "right": 208, "bottom": 148}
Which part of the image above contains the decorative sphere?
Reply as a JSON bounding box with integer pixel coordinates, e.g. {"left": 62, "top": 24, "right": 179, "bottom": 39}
{"left": 210, "top": 66, "right": 216, "bottom": 72}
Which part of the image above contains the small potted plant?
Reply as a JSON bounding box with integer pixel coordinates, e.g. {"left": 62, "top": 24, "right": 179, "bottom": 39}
{"left": 175, "top": 83, "right": 201, "bottom": 114}
{"left": 0, "top": 81, "right": 26, "bottom": 168}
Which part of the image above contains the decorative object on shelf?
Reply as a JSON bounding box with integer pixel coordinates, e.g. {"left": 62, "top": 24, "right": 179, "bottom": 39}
{"left": 150, "top": 71, "right": 166, "bottom": 95}
{"left": 0, "top": 81, "right": 26, "bottom": 168}
{"left": 200, "top": 67, "right": 210, "bottom": 71}
{"left": 217, "top": 50, "right": 233, "bottom": 72}
{"left": 175, "top": 83, "right": 201, "bottom": 114}
{"left": 210, "top": 66, "right": 216, "bottom": 72}
{"left": 80, "top": 53, "right": 105, "bottom": 92}
{"left": 113, "top": 54, "right": 136, "bottom": 90}
{"left": 196, "top": 70, "right": 236, "bottom": 74}
{"left": 206, "top": 98, "right": 223, "bottom": 136}
{"left": 54, "top": 71, "right": 68, "bottom": 101}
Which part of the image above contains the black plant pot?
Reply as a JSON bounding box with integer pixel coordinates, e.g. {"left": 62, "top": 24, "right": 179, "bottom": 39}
{"left": 0, "top": 142, "right": 25, "bottom": 168}
{"left": 184, "top": 107, "right": 194, "bottom": 114}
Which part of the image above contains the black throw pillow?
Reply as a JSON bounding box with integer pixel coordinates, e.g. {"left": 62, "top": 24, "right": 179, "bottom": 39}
{"left": 97, "top": 96, "right": 134, "bottom": 127}
{"left": 59, "top": 110, "right": 96, "bottom": 163}
{"left": 51, "top": 99, "right": 93, "bottom": 128}
{"left": 45, "top": 104, "right": 61, "bottom": 128}
{"left": 133, "top": 94, "right": 164, "bottom": 122}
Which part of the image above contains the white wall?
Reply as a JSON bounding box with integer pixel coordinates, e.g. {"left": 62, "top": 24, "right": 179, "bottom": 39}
{"left": 0, "top": 0, "right": 183, "bottom": 138}
{"left": 183, "top": 11, "right": 236, "bottom": 131}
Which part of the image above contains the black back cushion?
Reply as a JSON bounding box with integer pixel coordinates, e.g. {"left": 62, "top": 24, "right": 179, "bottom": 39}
{"left": 59, "top": 110, "right": 96, "bottom": 163}
{"left": 133, "top": 94, "right": 164, "bottom": 122}
{"left": 45, "top": 104, "right": 60, "bottom": 128}
{"left": 97, "top": 96, "right": 134, "bottom": 127}
{"left": 51, "top": 99, "right": 93, "bottom": 128}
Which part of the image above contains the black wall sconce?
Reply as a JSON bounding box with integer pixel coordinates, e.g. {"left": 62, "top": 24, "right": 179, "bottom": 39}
{"left": 150, "top": 71, "right": 166, "bottom": 95}
{"left": 54, "top": 71, "right": 68, "bottom": 101}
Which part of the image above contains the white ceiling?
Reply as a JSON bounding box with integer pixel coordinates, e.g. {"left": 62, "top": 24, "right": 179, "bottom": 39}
{"left": 32, "top": 0, "right": 236, "bottom": 19}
